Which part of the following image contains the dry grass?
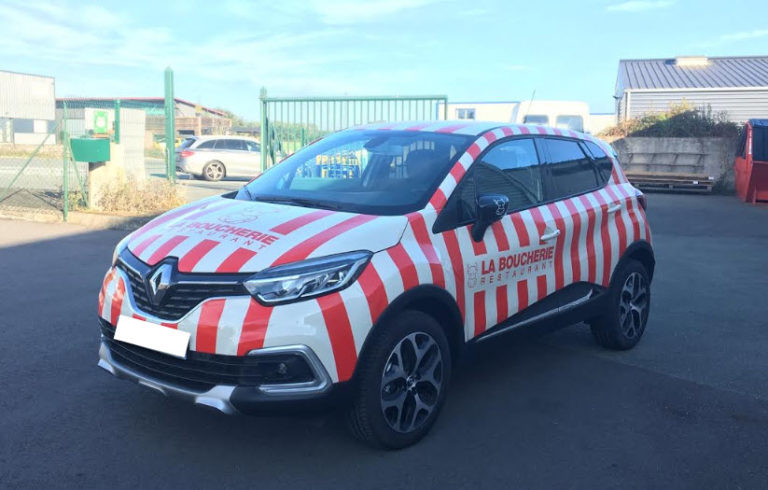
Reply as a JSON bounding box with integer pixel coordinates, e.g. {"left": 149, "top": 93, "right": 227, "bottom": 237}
{"left": 0, "top": 143, "right": 64, "bottom": 159}
{"left": 96, "top": 178, "right": 185, "bottom": 214}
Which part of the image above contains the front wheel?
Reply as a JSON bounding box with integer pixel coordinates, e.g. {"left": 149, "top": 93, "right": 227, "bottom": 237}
{"left": 590, "top": 259, "right": 651, "bottom": 350}
{"left": 348, "top": 310, "right": 452, "bottom": 449}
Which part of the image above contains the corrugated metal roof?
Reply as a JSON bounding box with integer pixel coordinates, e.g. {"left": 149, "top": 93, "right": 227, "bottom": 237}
{"left": 618, "top": 56, "right": 768, "bottom": 91}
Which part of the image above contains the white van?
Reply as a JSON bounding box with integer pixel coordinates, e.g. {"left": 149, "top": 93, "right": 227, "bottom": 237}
{"left": 512, "top": 100, "right": 591, "bottom": 133}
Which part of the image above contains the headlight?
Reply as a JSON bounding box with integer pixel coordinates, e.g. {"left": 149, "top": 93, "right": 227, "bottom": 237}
{"left": 112, "top": 234, "right": 133, "bottom": 265}
{"left": 244, "top": 251, "right": 372, "bottom": 305}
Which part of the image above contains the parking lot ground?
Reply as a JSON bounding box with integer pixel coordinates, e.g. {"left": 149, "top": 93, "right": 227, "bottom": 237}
{"left": 1, "top": 194, "right": 767, "bottom": 489}
{"left": 145, "top": 159, "right": 246, "bottom": 203}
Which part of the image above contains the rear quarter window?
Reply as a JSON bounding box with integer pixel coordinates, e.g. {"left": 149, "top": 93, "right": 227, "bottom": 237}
{"left": 582, "top": 140, "right": 614, "bottom": 184}
{"left": 196, "top": 140, "right": 216, "bottom": 149}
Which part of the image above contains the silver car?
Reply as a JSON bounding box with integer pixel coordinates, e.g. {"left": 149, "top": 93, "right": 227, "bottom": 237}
{"left": 176, "top": 136, "right": 261, "bottom": 181}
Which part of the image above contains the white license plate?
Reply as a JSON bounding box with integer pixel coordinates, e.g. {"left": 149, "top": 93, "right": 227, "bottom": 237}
{"left": 114, "top": 315, "right": 190, "bottom": 359}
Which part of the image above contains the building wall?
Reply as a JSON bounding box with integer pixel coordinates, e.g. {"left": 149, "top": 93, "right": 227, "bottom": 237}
{"left": 623, "top": 89, "right": 768, "bottom": 122}
{"left": 0, "top": 71, "right": 56, "bottom": 144}
{"left": 0, "top": 71, "right": 55, "bottom": 120}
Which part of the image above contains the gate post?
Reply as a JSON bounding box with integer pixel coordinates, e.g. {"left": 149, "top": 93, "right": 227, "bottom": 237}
{"left": 114, "top": 99, "right": 121, "bottom": 144}
{"left": 260, "top": 87, "right": 267, "bottom": 172}
{"left": 62, "top": 101, "right": 69, "bottom": 221}
{"left": 164, "top": 67, "right": 176, "bottom": 183}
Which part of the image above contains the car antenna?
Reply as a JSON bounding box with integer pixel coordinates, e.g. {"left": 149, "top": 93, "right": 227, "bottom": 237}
{"left": 527, "top": 89, "right": 536, "bottom": 114}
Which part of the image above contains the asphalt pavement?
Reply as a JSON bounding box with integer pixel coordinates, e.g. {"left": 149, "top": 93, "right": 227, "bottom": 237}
{"left": 1, "top": 194, "right": 767, "bottom": 489}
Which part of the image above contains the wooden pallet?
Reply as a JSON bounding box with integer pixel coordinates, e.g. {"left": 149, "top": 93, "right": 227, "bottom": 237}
{"left": 625, "top": 172, "right": 715, "bottom": 194}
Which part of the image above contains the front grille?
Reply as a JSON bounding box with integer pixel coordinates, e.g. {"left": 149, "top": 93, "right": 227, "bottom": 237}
{"left": 100, "top": 319, "right": 314, "bottom": 392}
{"left": 116, "top": 250, "right": 250, "bottom": 321}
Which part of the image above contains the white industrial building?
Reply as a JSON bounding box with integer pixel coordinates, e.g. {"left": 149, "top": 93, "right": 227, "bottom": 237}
{"left": 615, "top": 55, "right": 768, "bottom": 122}
{"left": 0, "top": 70, "right": 56, "bottom": 144}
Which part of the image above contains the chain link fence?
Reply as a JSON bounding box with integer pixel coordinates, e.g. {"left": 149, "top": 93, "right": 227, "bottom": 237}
{"left": 0, "top": 69, "right": 179, "bottom": 220}
{"left": 0, "top": 116, "right": 87, "bottom": 219}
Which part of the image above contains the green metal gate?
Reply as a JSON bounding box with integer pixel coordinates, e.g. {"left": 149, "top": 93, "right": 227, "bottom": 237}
{"left": 259, "top": 89, "right": 448, "bottom": 171}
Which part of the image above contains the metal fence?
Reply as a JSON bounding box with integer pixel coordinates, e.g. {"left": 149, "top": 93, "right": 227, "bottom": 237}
{"left": 0, "top": 69, "right": 178, "bottom": 220}
{"left": 259, "top": 90, "right": 448, "bottom": 170}
{"left": 1, "top": 73, "right": 451, "bottom": 219}
{"left": 0, "top": 108, "right": 88, "bottom": 220}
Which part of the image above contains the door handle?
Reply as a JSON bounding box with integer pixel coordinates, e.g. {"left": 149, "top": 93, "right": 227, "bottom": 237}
{"left": 540, "top": 229, "right": 561, "bottom": 242}
{"left": 607, "top": 203, "right": 622, "bottom": 214}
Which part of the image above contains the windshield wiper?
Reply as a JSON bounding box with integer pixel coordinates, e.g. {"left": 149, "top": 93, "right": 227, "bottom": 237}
{"left": 252, "top": 195, "right": 344, "bottom": 211}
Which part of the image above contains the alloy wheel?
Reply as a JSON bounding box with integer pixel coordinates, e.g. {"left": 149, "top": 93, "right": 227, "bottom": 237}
{"left": 619, "top": 272, "right": 649, "bottom": 339}
{"left": 205, "top": 162, "right": 224, "bottom": 180}
{"left": 380, "top": 332, "right": 443, "bottom": 433}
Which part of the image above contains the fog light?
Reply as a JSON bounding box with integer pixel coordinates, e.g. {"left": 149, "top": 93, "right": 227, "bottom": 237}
{"left": 241, "top": 352, "right": 316, "bottom": 385}
{"left": 277, "top": 362, "right": 288, "bottom": 376}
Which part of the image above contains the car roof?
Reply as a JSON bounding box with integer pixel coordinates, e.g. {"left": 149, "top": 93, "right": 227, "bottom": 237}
{"left": 195, "top": 135, "right": 258, "bottom": 141}
{"left": 353, "top": 120, "right": 591, "bottom": 140}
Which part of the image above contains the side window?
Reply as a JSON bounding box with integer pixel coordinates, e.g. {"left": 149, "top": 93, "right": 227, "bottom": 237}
{"left": 439, "top": 138, "right": 543, "bottom": 226}
{"left": 582, "top": 140, "right": 614, "bottom": 184}
{"left": 543, "top": 138, "right": 600, "bottom": 199}
{"left": 555, "top": 115, "right": 584, "bottom": 132}
{"left": 217, "top": 139, "right": 246, "bottom": 151}
{"left": 523, "top": 115, "right": 548, "bottom": 125}
{"left": 244, "top": 141, "right": 261, "bottom": 152}
{"left": 196, "top": 140, "right": 216, "bottom": 149}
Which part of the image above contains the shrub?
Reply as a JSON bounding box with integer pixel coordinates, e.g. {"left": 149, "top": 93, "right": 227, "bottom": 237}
{"left": 96, "top": 178, "right": 185, "bottom": 214}
{"left": 599, "top": 102, "right": 742, "bottom": 139}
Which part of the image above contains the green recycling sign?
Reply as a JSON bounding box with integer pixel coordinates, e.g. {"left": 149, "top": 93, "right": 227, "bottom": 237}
{"left": 93, "top": 109, "right": 109, "bottom": 134}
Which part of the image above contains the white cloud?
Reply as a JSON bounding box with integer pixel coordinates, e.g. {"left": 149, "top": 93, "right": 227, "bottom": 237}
{"left": 606, "top": 1, "right": 675, "bottom": 12}
{"left": 694, "top": 29, "right": 768, "bottom": 48}
{"left": 0, "top": 0, "right": 454, "bottom": 115}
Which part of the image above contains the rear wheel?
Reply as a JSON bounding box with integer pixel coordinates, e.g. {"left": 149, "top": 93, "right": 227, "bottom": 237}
{"left": 590, "top": 260, "right": 651, "bottom": 350}
{"left": 202, "top": 161, "right": 225, "bottom": 181}
{"left": 348, "top": 310, "right": 451, "bottom": 449}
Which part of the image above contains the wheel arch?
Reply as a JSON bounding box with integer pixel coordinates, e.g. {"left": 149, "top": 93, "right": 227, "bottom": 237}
{"left": 614, "top": 240, "right": 655, "bottom": 283}
{"left": 354, "top": 285, "right": 465, "bottom": 381}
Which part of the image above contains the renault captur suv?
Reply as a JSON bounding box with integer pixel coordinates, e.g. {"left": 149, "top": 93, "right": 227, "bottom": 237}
{"left": 98, "top": 121, "right": 654, "bottom": 448}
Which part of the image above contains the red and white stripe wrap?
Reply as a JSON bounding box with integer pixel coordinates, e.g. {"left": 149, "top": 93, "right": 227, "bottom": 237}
{"left": 99, "top": 123, "right": 651, "bottom": 383}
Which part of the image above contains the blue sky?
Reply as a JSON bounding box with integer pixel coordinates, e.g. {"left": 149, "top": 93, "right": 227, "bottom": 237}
{"left": 1, "top": 0, "right": 766, "bottom": 120}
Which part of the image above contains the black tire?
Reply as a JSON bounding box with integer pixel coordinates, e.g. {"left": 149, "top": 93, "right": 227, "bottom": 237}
{"left": 590, "top": 259, "right": 651, "bottom": 350}
{"left": 348, "top": 310, "right": 452, "bottom": 449}
{"left": 202, "top": 161, "right": 225, "bottom": 181}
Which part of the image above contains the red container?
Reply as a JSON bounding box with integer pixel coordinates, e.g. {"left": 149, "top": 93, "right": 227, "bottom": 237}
{"left": 734, "top": 119, "right": 768, "bottom": 203}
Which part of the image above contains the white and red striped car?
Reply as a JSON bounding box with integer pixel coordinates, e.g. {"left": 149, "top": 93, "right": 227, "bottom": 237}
{"left": 98, "top": 121, "right": 654, "bottom": 448}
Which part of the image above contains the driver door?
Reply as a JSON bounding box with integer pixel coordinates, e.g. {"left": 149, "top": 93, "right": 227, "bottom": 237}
{"left": 436, "top": 137, "right": 561, "bottom": 338}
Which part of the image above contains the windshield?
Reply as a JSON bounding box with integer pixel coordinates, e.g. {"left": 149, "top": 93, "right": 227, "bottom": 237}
{"left": 236, "top": 130, "right": 474, "bottom": 215}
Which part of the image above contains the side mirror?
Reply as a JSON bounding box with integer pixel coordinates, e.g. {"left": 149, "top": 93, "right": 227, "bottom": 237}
{"left": 471, "top": 194, "right": 509, "bottom": 242}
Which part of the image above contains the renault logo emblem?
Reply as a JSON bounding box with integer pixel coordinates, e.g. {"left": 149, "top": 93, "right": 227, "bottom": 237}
{"left": 147, "top": 263, "right": 173, "bottom": 305}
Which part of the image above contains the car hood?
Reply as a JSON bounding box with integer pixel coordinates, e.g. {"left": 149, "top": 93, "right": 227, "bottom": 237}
{"left": 125, "top": 196, "right": 408, "bottom": 273}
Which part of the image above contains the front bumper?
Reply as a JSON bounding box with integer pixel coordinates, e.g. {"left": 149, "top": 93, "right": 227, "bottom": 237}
{"left": 98, "top": 335, "right": 345, "bottom": 415}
